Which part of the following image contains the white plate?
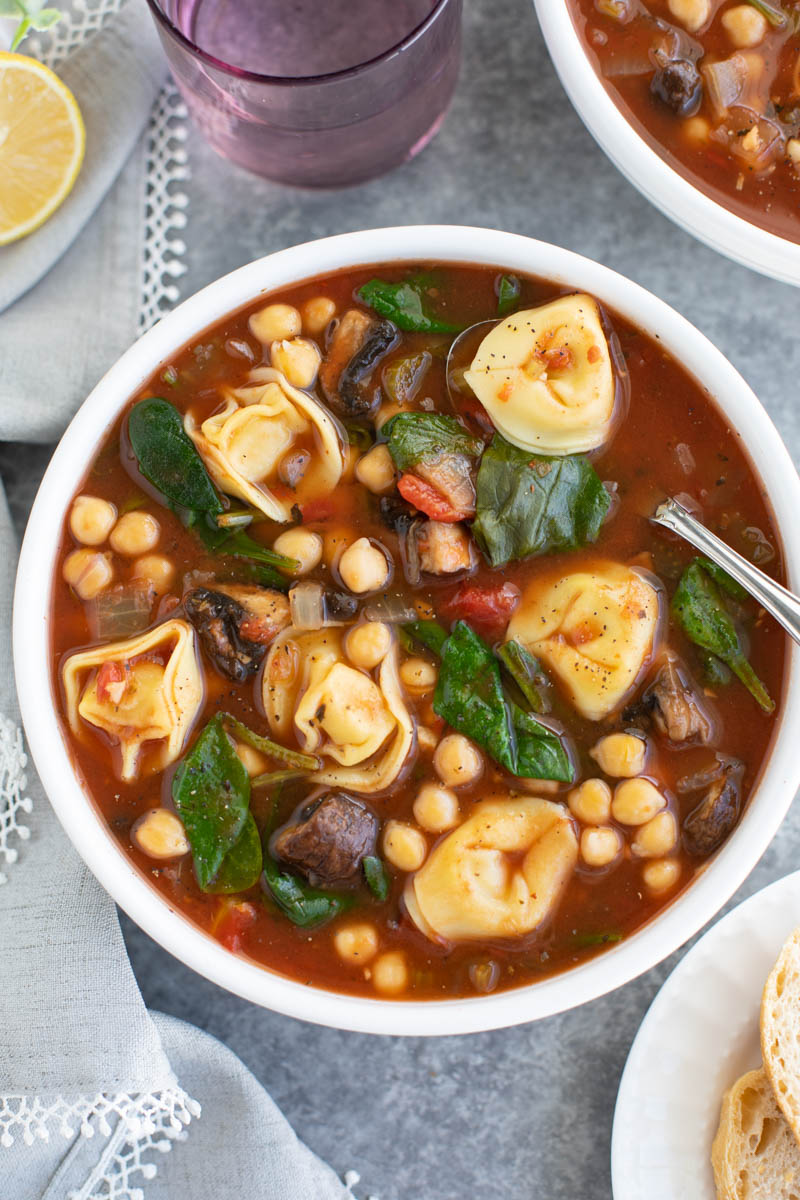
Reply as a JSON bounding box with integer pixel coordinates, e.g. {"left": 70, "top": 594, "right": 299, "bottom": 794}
{"left": 612, "top": 870, "right": 800, "bottom": 1198}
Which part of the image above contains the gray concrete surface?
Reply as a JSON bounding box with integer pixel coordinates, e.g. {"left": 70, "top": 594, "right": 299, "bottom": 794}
{"left": 3, "top": 0, "right": 799, "bottom": 1196}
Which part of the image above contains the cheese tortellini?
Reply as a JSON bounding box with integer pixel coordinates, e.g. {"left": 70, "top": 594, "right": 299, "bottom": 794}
{"left": 62, "top": 618, "right": 204, "bottom": 781}
{"left": 263, "top": 625, "right": 414, "bottom": 793}
{"left": 405, "top": 795, "right": 578, "bottom": 942}
{"left": 185, "top": 366, "right": 344, "bottom": 522}
{"left": 507, "top": 561, "right": 660, "bottom": 721}
{"left": 463, "top": 294, "right": 615, "bottom": 455}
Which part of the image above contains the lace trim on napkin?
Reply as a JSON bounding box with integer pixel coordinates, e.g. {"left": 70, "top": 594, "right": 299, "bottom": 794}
{"left": 0, "top": 1090, "right": 200, "bottom": 1199}
{"left": 0, "top": 717, "right": 32, "bottom": 885}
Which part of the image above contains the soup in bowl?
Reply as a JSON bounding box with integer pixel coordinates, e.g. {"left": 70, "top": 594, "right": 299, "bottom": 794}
{"left": 15, "top": 227, "right": 800, "bottom": 1034}
{"left": 534, "top": 0, "right": 800, "bottom": 284}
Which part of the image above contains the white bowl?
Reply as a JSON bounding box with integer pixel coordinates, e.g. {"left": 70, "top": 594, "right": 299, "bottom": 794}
{"left": 533, "top": 2, "right": 800, "bottom": 287}
{"left": 14, "top": 226, "right": 800, "bottom": 1035}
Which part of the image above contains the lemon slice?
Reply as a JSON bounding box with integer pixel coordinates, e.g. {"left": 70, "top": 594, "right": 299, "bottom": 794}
{"left": 0, "top": 52, "right": 86, "bottom": 246}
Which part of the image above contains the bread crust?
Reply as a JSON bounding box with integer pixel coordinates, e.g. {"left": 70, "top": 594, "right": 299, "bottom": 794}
{"left": 761, "top": 929, "right": 800, "bottom": 1140}
{"left": 712, "top": 1067, "right": 800, "bottom": 1200}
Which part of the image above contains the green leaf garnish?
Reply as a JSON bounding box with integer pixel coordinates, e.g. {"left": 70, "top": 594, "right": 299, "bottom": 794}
{"left": 433, "top": 621, "right": 572, "bottom": 781}
{"left": 363, "top": 855, "right": 391, "bottom": 901}
{"left": 672, "top": 560, "right": 774, "bottom": 712}
{"left": 742, "top": 0, "right": 786, "bottom": 27}
{"left": 358, "top": 276, "right": 466, "bottom": 334}
{"left": 382, "top": 412, "right": 483, "bottom": 473}
{"left": 128, "top": 397, "right": 223, "bottom": 515}
{"left": 472, "top": 435, "right": 610, "bottom": 568}
{"left": 496, "top": 274, "right": 521, "bottom": 316}
{"left": 262, "top": 854, "right": 351, "bottom": 928}
{"left": 0, "top": 0, "right": 62, "bottom": 51}
{"left": 497, "top": 640, "right": 549, "bottom": 714}
{"left": 401, "top": 619, "right": 450, "bottom": 657}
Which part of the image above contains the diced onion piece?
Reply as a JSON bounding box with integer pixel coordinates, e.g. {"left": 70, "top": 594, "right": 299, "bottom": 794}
{"left": 364, "top": 594, "right": 417, "bottom": 623}
{"left": 88, "top": 584, "right": 154, "bottom": 640}
{"left": 702, "top": 55, "right": 747, "bottom": 115}
{"left": 289, "top": 581, "right": 325, "bottom": 630}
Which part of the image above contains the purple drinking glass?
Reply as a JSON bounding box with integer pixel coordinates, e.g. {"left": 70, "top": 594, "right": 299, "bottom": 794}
{"left": 144, "top": 0, "right": 463, "bottom": 187}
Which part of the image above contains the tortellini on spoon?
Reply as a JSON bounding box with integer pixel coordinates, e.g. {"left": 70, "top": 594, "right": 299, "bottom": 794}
{"left": 62, "top": 618, "right": 204, "bottom": 782}
{"left": 507, "top": 561, "right": 661, "bottom": 722}
{"left": 463, "top": 294, "right": 615, "bottom": 455}
{"left": 262, "top": 624, "right": 415, "bottom": 793}
{"left": 185, "top": 366, "right": 344, "bottom": 522}
{"left": 405, "top": 795, "right": 578, "bottom": 942}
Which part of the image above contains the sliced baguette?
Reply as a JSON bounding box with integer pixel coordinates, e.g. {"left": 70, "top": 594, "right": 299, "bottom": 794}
{"left": 711, "top": 1067, "right": 800, "bottom": 1199}
{"left": 761, "top": 929, "right": 800, "bottom": 1139}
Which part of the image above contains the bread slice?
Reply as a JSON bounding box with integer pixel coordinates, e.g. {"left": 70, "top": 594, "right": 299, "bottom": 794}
{"left": 711, "top": 1067, "right": 800, "bottom": 1199}
{"left": 761, "top": 929, "right": 800, "bottom": 1139}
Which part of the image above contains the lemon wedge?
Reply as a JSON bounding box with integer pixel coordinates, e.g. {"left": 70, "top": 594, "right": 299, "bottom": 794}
{"left": 0, "top": 52, "right": 86, "bottom": 246}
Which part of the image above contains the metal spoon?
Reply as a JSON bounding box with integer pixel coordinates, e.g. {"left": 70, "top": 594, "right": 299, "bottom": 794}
{"left": 651, "top": 497, "right": 800, "bottom": 645}
{"left": 445, "top": 319, "right": 497, "bottom": 405}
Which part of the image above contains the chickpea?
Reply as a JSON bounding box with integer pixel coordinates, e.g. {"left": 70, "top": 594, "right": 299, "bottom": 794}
{"left": 270, "top": 337, "right": 321, "bottom": 390}
{"left": 642, "top": 858, "right": 681, "bottom": 894}
{"left": 568, "top": 778, "right": 612, "bottom": 825}
{"left": 787, "top": 138, "right": 800, "bottom": 168}
{"left": 721, "top": 4, "right": 767, "bottom": 47}
{"left": 333, "top": 922, "right": 379, "bottom": 964}
{"left": 372, "top": 950, "right": 408, "bottom": 995}
{"left": 345, "top": 621, "right": 392, "bottom": 671}
{"left": 132, "top": 554, "right": 175, "bottom": 594}
{"left": 580, "top": 826, "right": 622, "bottom": 869}
{"left": 631, "top": 810, "right": 678, "bottom": 858}
{"left": 399, "top": 657, "right": 437, "bottom": 695}
{"left": 433, "top": 733, "right": 483, "bottom": 789}
{"left": 69, "top": 495, "right": 117, "bottom": 546}
{"left": 612, "top": 778, "right": 666, "bottom": 827}
{"left": 248, "top": 302, "right": 301, "bottom": 344}
{"left": 413, "top": 783, "right": 459, "bottom": 833}
{"left": 337, "top": 538, "right": 391, "bottom": 594}
{"left": 683, "top": 116, "right": 710, "bottom": 146}
{"left": 383, "top": 820, "right": 427, "bottom": 872}
{"left": 109, "top": 511, "right": 161, "bottom": 557}
{"left": 515, "top": 778, "right": 561, "bottom": 795}
{"left": 667, "top": 0, "right": 710, "bottom": 32}
{"left": 355, "top": 444, "right": 396, "bottom": 494}
{"left": 272, "top": 527, "right": 323, "bottom": 576}
{"left": 235, "top": 743, "right": 268, "bottom": 777}
{"left": 301, "top": 296, "right": 337, "bottom": 335}
{"left": 63, "top": 548, "right": 114, "bottom": 600}
{"left": 590, "top": 732, "right": 647, "bottom": 779}
{"left": 132, "top": 808, "right": 189, "bottom": 860}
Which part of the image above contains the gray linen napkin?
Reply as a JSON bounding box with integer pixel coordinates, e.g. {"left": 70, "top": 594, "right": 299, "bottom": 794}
{"left": 0, "top": 8, "right": 356, "bottom": 1197}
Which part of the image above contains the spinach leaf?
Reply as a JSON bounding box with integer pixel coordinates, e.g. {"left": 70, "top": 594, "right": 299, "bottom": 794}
{"left": 189, "top": 512, "right": 297, "bottom": 579}
{"left": 401, "top": 619, "right": 449, "bottom": 657}
{"left": 128, "top": 398, "right": 222, "bottom": 515}
{"left": 512, "top": 705, "right": 573, "bottom": 783}
{"left": 472, "top": 435, "right": 610, "bottom": 568}
{"left": 497, "top": 640, "right": 550, "bottom": 714}
{"left": 363, "top": 855, "right": 391, "bottom": 901}
{"left": 221, "top": 713, "right": 320, "bottom": 771}
{"left": 172, "top": 714, "right": 251, "bottom": 890}
{"left": 205, "top": 813, "right": 263, "bottom": 894}
{"left": 262, "top": 855, "right": 351, "bottom": 928}
{"left": 672, "top": 560, "right": 774, "bottom": 712}
{"left": 382, "top": 412, "right": 484, "bottom": 473}
{"left": 433, "top": 622, "right": 572, "bottom": 781}
{"left": 358, "top": 277, "right": 466, "bottom": 334}
{"left": 496, "top": 274, "right": 521, "bottom": 316}
{"left": 573, "top": 930, "right": 623, "bottom": 947}
{"left": 697, "top": 557, "right": 748, "bottom": 602}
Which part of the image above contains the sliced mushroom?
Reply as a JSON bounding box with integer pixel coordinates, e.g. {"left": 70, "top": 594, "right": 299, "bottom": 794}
{"left": 651, "top": 56, "right": 703, "bottom": 115}
{"left": 415, "top": 452, "right": 477, "bottom": 519}
{"left": 184, "top": 586, "right": 290, "bottom": 682}
{"left": 417, "top": 520, "right": 477, "bottom": 577}
{"left": 683, "top": 762, "right": 743, "bottom": 857}
{"left": 320, "top": 309, "right": 398, "bottom": 418}
{"left": 648, "top": 654, "right": 714, "bottom": 745}
{"left": 272, "top": 792, "right": 378, "bottom": 885}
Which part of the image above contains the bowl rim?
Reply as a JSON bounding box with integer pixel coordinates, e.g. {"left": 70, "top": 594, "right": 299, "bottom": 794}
{"left": 532, "top": 0, "right": 800, "bottom": 288}
{"left": 14, "top": 224, "right": 800, "bottom": 1036}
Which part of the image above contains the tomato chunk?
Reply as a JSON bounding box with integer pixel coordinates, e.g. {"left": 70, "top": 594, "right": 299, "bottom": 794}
{"left": 440, "top": 581, "right": 521, "bottom": 641}
{"left": 397, "top": 473, "right": 466, "bottom": 523}
{"left": 212, "top": 899, "right": 258, "bottom": 952}
{"left": 96, "top": 661, "right": 128, "bottom": 705}
{"left": 299, "top": 496, "right": 336, "bottom": 523}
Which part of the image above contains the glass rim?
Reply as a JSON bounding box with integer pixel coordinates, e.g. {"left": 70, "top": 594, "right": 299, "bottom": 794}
{"left": 144, "top": 0, "right": 455, "bottom": 86}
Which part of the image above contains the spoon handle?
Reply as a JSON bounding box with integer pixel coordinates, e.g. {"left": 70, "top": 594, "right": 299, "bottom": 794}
{"left": 651, "top": 498, "right": 800, "bottom": 647}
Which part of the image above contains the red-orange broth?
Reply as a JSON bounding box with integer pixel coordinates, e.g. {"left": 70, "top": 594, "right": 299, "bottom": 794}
{"left": 568, "top": 0, "right": 800, "bottom": 244}
{"left": 51, "top": 263, "right": 786, "bottom": 1000}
